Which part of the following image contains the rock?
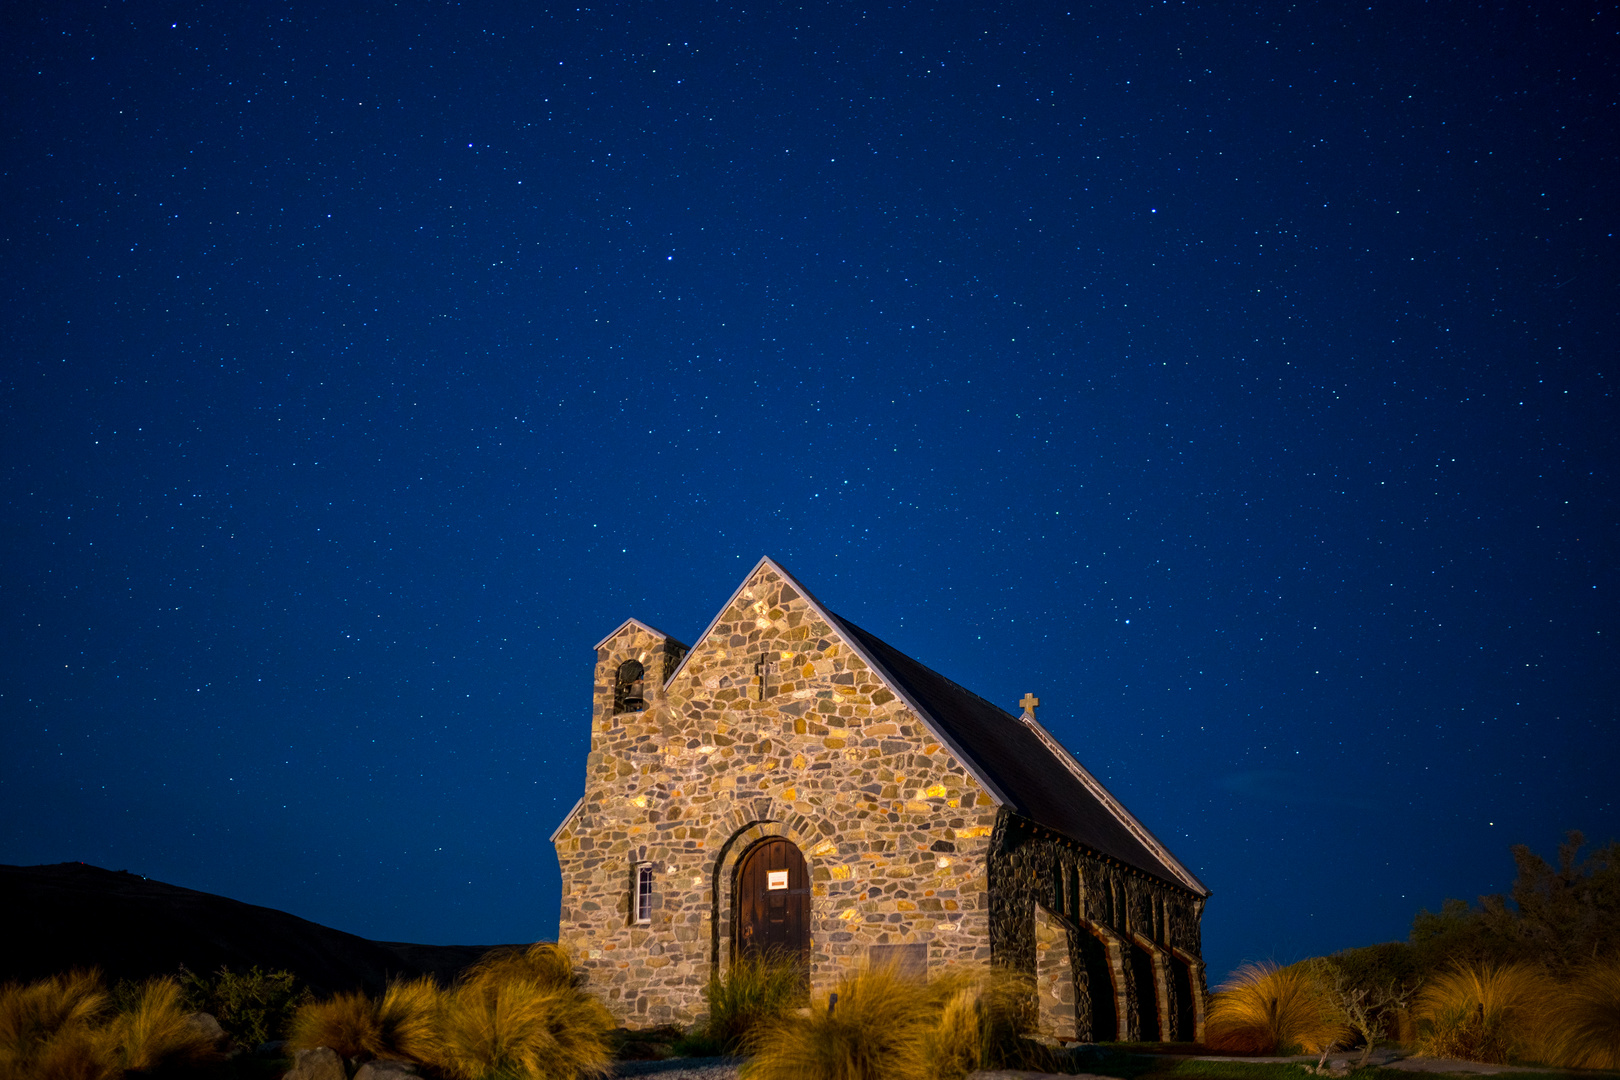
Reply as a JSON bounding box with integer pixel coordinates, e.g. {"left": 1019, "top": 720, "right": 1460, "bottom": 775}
{"left": 283, "top": 1046, "right": 345, "bottom": 1080}
{"left": 183, "top": 1011, "right": 226, "bottom": 1045}
{"left": 354, "top": 1061, "right": 419, "bottom": 1080}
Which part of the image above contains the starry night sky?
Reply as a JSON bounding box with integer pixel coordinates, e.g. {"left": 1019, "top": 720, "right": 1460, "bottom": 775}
{"left": 2, "top": 1, "right": 1614, "bottom": 984}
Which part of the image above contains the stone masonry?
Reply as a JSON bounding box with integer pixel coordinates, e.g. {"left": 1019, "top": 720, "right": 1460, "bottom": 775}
{"left": 551, "top": 558, "right": 1208, "bottom": 1036}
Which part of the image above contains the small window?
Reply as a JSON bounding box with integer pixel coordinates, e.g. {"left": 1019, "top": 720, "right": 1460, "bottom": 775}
{"left": 615, "top": 659, "right": 647, "bottom": 714}
{"left": 634, "top": 863, "right": 654, "bottom": 924}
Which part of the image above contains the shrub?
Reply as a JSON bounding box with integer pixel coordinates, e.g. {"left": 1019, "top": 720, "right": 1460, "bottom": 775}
{"left": 1413, "top": 962, "right": 1550, "bottom": 1064}
{"left": 105, "top": 977, "right": 220, "bottom": 1072}
{"left": 699, "top": 954, "right": 805, "bottom": 1054}
{"left": 1204, "top": 962, "right": 1346, "bottom": 1055}
{"left": 436, "top": 976, "right": 613, "bottom": 1080}
{"left": 741, "top": 963, "right": 972, "bottom": 1080}
{"left": 1545, "top": 959, "right": 1620, "bottom": 1069}
{"left": 178, "top": 965, "right": 310, "bottom": 1049}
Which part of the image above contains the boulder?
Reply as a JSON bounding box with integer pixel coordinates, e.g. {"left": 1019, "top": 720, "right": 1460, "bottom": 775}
{"left": 354, "top": 1061, "right": 419, "bottom": 1080}
{"left": 183, "top": 1011, "right": 226, "bottom": 1046}
{"left": 284, "top": 1046, "right": 345, "bottom": 1080}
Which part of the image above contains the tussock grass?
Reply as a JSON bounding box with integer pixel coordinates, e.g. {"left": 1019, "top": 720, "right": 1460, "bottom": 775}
{"left": 699, "top": 954, "right": 805, "bottom": 1054}
{"left": 435, "top": 976, "right": 613, "bottom": 1080}
{"left": 105, "top": 976, "right": 219, "bottom": 1072}
{"left": 288, "top": 989, "right": 380, "bottom": 1059}
{"left": 1413, "top": 962, "right": 1550, "bottom": 1064}
{"left": 741, "top": 963, "right": 952, "bottom": 1080}
{"left": 0, "top": 971, "right": 218, "bottom": 1080}
{"left": 1204, "top": 962, "right": 1346, "bottom": 1055}
{"left": 463, "top": 941, "right": 578, "bottom": 992}
{"left": 1542, "top": 958, "right": 1620, "bottom": 1069}
{"left": 287, "top": 943, "right": 611, "bottom": 1079}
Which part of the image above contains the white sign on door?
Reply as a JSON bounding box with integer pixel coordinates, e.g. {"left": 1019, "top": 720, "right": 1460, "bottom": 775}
{"left": 767, "top": 870, "right": 789, "bottom": 890}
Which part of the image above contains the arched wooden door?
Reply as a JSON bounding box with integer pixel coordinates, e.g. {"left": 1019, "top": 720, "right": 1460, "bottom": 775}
{"left": 735, "top": 837, "right": 809, "bottom": 966}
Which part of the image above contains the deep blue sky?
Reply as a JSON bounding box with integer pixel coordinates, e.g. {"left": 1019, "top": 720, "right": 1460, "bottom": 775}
{"left": 2, "top": 1, "right": 1614, "bottom": 985}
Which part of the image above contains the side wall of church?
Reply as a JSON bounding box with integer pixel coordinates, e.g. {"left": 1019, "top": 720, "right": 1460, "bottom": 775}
{"left": 988, "top": 810, "right": 1207, "bottom": 1043}
{"left": 553, "top": 565, "right": 1002, "bottom": 1027}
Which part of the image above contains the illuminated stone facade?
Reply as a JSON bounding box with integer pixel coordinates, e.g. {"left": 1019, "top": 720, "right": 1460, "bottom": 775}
{"left": 551, "top": 557, "right": 1208, "bottom": 1038}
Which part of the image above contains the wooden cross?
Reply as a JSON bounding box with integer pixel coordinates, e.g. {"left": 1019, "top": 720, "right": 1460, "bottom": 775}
{"left": 1019, "top": 693, "right": 1040, "bottom": 719}
{"left": 754, "top": 653, "right": 769, "bottom": 701}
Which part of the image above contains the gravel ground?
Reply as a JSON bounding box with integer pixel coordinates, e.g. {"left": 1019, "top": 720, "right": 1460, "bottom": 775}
{"left": 609, "top": 1057, "right": 744, "bottom": 1079}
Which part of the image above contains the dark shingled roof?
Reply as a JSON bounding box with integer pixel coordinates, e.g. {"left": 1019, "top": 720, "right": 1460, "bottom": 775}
{"left": 828, "top": 612, "right": 1207, "bottom": 897}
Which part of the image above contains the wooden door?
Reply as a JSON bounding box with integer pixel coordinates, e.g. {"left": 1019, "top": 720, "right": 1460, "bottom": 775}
{"left": 735, "top": 837, "right": 809, "bottom": 965}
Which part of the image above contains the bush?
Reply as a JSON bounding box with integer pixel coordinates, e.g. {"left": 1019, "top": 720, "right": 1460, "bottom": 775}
{"left": 177, "top": 965, "right": 309, "bottom": 1049}
{"left": 698, "top": 954, "right": 805, "bottom": 1054}
{"left": 1413, "top": 962, "right": 1550, "bottom": 1064}
{"left": 1204, "top": 962, "right": 1346, "bottom": 1055}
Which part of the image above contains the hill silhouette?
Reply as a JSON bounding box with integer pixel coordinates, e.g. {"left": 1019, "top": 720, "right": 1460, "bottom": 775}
{"left": 0, "top": 862, "right": 523, "bottom": 994}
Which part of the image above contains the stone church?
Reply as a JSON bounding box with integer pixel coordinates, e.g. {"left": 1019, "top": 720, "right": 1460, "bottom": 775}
{"left": 552, "top": 557, "right": 1210, "bottom": 1042}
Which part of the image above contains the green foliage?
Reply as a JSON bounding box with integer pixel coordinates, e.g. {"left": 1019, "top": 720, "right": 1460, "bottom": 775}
{"left": 1409, "top": 830, "right": 1620, "bottom": 978}
{"left": 177, "top": 966, "right": 309, "bottom": 1049}
{"left": 697, "top": 954, "right": 805, "bottom": 1054}
{"left": 1204, "top": 962, "right": 1346, "bottom": 1055}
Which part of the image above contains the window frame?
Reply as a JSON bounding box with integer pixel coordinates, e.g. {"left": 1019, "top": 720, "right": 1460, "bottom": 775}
{"left": 634, "top": 862, "right": 654, "bottom": 924}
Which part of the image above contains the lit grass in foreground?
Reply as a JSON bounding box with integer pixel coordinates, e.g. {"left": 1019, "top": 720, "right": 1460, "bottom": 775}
{"left": 0, "top": 971, "right": 220, "bottom": 1080}
{"left": 1204, "top": 962, "right": 1346, "bottom": 1055}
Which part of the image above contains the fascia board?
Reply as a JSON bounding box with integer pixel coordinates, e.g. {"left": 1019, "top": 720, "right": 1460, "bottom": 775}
{"left": 592, "top": 618, "right": 683, "bottom": 653}
{"left": 548, "top": 795, "right": 585, "bottom": 844}
{"left": 1020, "top": 712, "right": 1210, "bottom": 898}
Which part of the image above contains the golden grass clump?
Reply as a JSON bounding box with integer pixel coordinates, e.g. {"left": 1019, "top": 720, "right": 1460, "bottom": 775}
{"left": 1, "top": 971, "right": 219, "bottom": 1080}
{"left": 462, "top": 942, "right": 578, "bottom": 992}
{"left": 1542, "top": 959, "right": 1620, "bottom": 1069}
{"left": 1204, "top": 961, "right": 1346, "bottom": 1055}
{"left": 288, "top": 990, "right": 381, "bottom": 1059}
{"left": 741, "top": 963, "right": 971, "bottom": 1080}
{"left": 700, "top": 954, "right": 806, "bottom": 1054}
{"left": 1414, "top": 962, "right": 1551, "bottom": 1064}
{"left": 105, "top": 976, "right": 220, "bottom": 1072}
{"left": 375, "top": 976, "right": 445, "bottom": 1063}
{"left": 435, "top": 976, "right": 613, "bottom": 1080}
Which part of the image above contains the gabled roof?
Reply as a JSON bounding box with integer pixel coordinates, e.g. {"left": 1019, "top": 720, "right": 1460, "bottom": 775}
{"left": 592, "top": 618, "right": 685, "bottom": 652}
{"left": 571, "top": 557, "right": 1208, "bottom": 897}
{"left": 827, "top": 614, "right": 1209, "bottom": 897}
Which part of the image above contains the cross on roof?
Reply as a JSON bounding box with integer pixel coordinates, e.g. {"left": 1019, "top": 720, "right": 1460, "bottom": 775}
{"left": 1019, "top": 693, "right": 1040, "bottom": 719}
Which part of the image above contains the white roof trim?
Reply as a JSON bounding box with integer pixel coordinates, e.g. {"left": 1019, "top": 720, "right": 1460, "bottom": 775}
{"left": 592, "top": 617, "right": 683, "bottom": 652}
{"left": 1019, "top": 712, "right": 1210, "bottom": 896}
{"left": 665, "top": 556, "right": 1014, "bottom": 808}
{"left": 548, "top": 795, "right": 585, "bottom": 843}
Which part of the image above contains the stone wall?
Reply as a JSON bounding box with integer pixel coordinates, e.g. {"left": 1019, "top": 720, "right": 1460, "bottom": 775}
{"left": 554, "top": 564, "right": 1002, "bottom": 1026}
{"left": 988, "top": 809, "right": 1207, "bottom": 1043}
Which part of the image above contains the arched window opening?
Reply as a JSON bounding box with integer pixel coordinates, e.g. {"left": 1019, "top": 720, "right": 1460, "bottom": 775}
{"left": 614, "top": 659, "right": 647, "bottom": 714}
